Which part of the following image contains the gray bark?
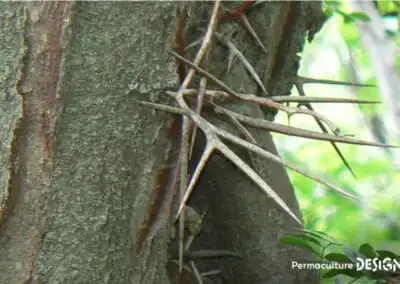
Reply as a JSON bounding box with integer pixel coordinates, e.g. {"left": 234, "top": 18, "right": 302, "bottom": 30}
{"left": 0, "top": 2, "right": 324, "bottom": 283}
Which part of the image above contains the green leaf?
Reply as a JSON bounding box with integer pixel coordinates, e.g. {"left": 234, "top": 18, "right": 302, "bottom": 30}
{"left": 324, "top": 8, "right": 334, "bottom": 18}
{"left": 295, "top": 228, "right": 341, "bottom": 245}
{"left": 378, "top": 1, "right": 400, "bottom": 14}
{"left": 335, "top": 9, "right": 371, "bottom": 23}
{"left": 376, "top": 250, "right": 400, "bottom": 259}
{"left": 335, "top": 9, "right": 356, "bottom": 23}
{"left": 279, "top": 235, "right": 320, "bottom": 255}
{"left": 373, "top": 280, "right": 388, "bottom": 284}
{"left": 324, "top": 0, "right": 342, "bottom": 8}
{"left": 343, "top": 244, "right": 361, "bottom": 263}
{"left": 291, "top": 233, "right": 323, "bottom": 247}
{"left": 358, "top": 243, "right": 378, "bottom": 258}
{"left": 348, "top": 12, "right": 371, "bottom": 22}
{"left": 325, "top": 253, "right": 353, "bottom": 263}
{"left": 322, "top": 268, "right": 363, "bottom": 279}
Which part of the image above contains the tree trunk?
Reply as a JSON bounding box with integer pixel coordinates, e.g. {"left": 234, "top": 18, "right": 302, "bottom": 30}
{"left": 0, "top": 2, "right": 324, "bottom": 283}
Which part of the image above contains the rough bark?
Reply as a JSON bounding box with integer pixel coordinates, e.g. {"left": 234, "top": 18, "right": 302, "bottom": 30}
{"left": 0, "top": 2, "right": 325, "bottom": 283}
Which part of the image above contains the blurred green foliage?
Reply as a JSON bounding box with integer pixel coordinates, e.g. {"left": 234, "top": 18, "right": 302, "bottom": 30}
{"left": 275, "top": 1, "right": 400, "bottom": 283}
{"left": 280, "top": 229, "right": 400, "bottom": 283}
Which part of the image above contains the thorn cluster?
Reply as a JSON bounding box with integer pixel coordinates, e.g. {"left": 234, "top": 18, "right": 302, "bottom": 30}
{"left": 139, "top": 1, "right": 397, "bottom": 281}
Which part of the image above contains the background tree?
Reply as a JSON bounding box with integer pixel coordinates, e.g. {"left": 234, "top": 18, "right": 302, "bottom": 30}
{"left": 0, "top": 1, "right": 353, "bottom": 283}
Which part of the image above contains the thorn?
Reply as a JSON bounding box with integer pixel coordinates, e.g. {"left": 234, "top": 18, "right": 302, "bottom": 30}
{"left": 219, "top": 142, "right": 303, "bottom": 224}
{"left": 219, "top": 1, "right": 256, "bottom": 21}
{"left": 213, "top": 101, "right": 257, "bottom": 144}
{"left": 173, "top": 0, "right": 221, "bottom": 273}
{"left": 271, "top": 96, "right": 381, "bottom": 104}
{"left": 200, "top": 268, "right": 223, "bottom": 277}
{"left": 190, "top": 45, "right": 212, "bottom": 158}
{"left": 238, "top": 13, "right": 267, "bottom": 54}
{"left": 166, "top": 90, "right": 362, "bottom": 224}
{"left": 294, "top": 83, "right": 357, "bottom": 179}
{"left": 169, "top": 89, "right": 381, "bottom": 104}
{"left": 176, "top": 144, "right": 214, "bottom": 219}
{"left": 226, "top": 49, "right": 238, "bottom": 75}
{"left": 165, "top": 50, "right": 380, "bottom": 226}
{"left": 294, "top": 76, "right": 376, "bottom": 87}
{"left": 169, "top": 50, "right": 342, "bottom": 135}
{"left": 178, "top": 0, "right": 220, "bottom": 91}
{"left": 138, "top": 100, "right": 186, "bottom": 115}
{"left": 218, "top": 1, "right": 267, "bottom": 52}
{"left": 213, "top": 31, "right": 269, "bottom": 96}
{"left": 178, "top": 116, "right": 190, "bottom": 273}
{"left": 190, "top": 261, "right": 204, "bottom": 284}
{"left": 215, "top": 125, "right": 363, "bottom": 202}
{"left": 184, "top": 37, "right": 203, "bottom": 51}
{"left": 171, "top": 89, "right": 304, "bottom": 224}
{"left": 223, "top": 30, "right": 238, "bottom": 75}
{"left": 214, "top": 104, "right": 398, "bottom": 148}
{"left": 303, "top": 103, "right": 357, "bottom": 178}
{"left": 189, "top": 77, "right": 207, "bottom": 158}
{"left": 184, "top": 249, "right": 241, "bottom": 260}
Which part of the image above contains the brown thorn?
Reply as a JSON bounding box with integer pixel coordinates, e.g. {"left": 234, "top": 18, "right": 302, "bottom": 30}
{"left": 169, "top": 50, "right": 341, "bottom": 135}
{"left": 294, "top": 76, "right": 376, "bottom": 87}
{"left": 174, "top": 0, "right": 221, "bottom": 273}
{"left": 239, "top": 13, "right": 267, "bottom": 53}
{"left": 294, "top": 83, "right": 357, "bottom": 179}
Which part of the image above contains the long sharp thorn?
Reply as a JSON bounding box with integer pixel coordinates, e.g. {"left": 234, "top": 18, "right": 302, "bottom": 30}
{"left": 271, "top": 96, "right": 380, "bottom": 104}
{"left": 184, "top": 37, "right": 203, "bottom": 51}
{"left": 169, "top": 50, "right": 340, "bottom": 134}
{"left": 294, "top": 76, "right": 376, "bottom": 87}
{"left": 214, "top": 31, "right": 269, "bottom": 96}
{"left": 170, "top": 89, "right": 380, "bottom": 104}
{"left": 217, "top": 142, "right": 302, "bottom": 225}
{"left": 190, "top": 77, "right": 207, "bottom": 158}
{"left": 308, "top": 104, "right": 356, "bottom": 178}
{"left": 167, "top": 75, "right": 363, "bottom": 217}
{"left": 175, "top": 0, "right": 221, "bottom": 272}
{"left": 176, "top": 144, "right": 214, "bottom": 219}
{"left": 213, "top": 101, "right": 257, "bottom": 144}
{"left": 311, "top": 107, "right": 356, "bottom": 177}
{"left": 212, "top": 125, "right": 362, "bottom": 202}
{"left": 141, "top": 99, "right": 396, "bottom": 149}
{"left": 175, "top": 91, "right": 302, "bottom": 225}
{"left": 185, "top": 234, "right": 195, "bottom": 251}
{"left": 295, "top": 84, "right": 357, "bottom": 178}
{"left": 169, "top": 49, "right": 238, "bottom": 95}
{"left": 138, "top": 101, "right": 186, "bottom": 115}
{"left": 170, "top": 89, "right": 361, "bottom": 217}
{"left": 200, "top": 269, "right": 223, "bottom": 277}
{"left": 185, "top": 249, "right": 241, "bottom": 260}
{"left": 239, "top": 14, "right": 267, "bottom": 53}
{"left": 227, "top": 49, "right": 237, "bottom": 75}
{"left": 214, "top": 105, "right": 398, "bottom": 148}
{"left": 190, "top": 44, "right": 211, "bottom": 158}
{"left": 178, "top": 0, "right": 220, "bottom": 89}
{"left": 190, "top": 261, "right": 204, "bottom": 284}
{"left": 226, "top": 29, "right": 238, "bottom": 75}
{"left": 179, "top": 116, "right": 190, "bottom": 273}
